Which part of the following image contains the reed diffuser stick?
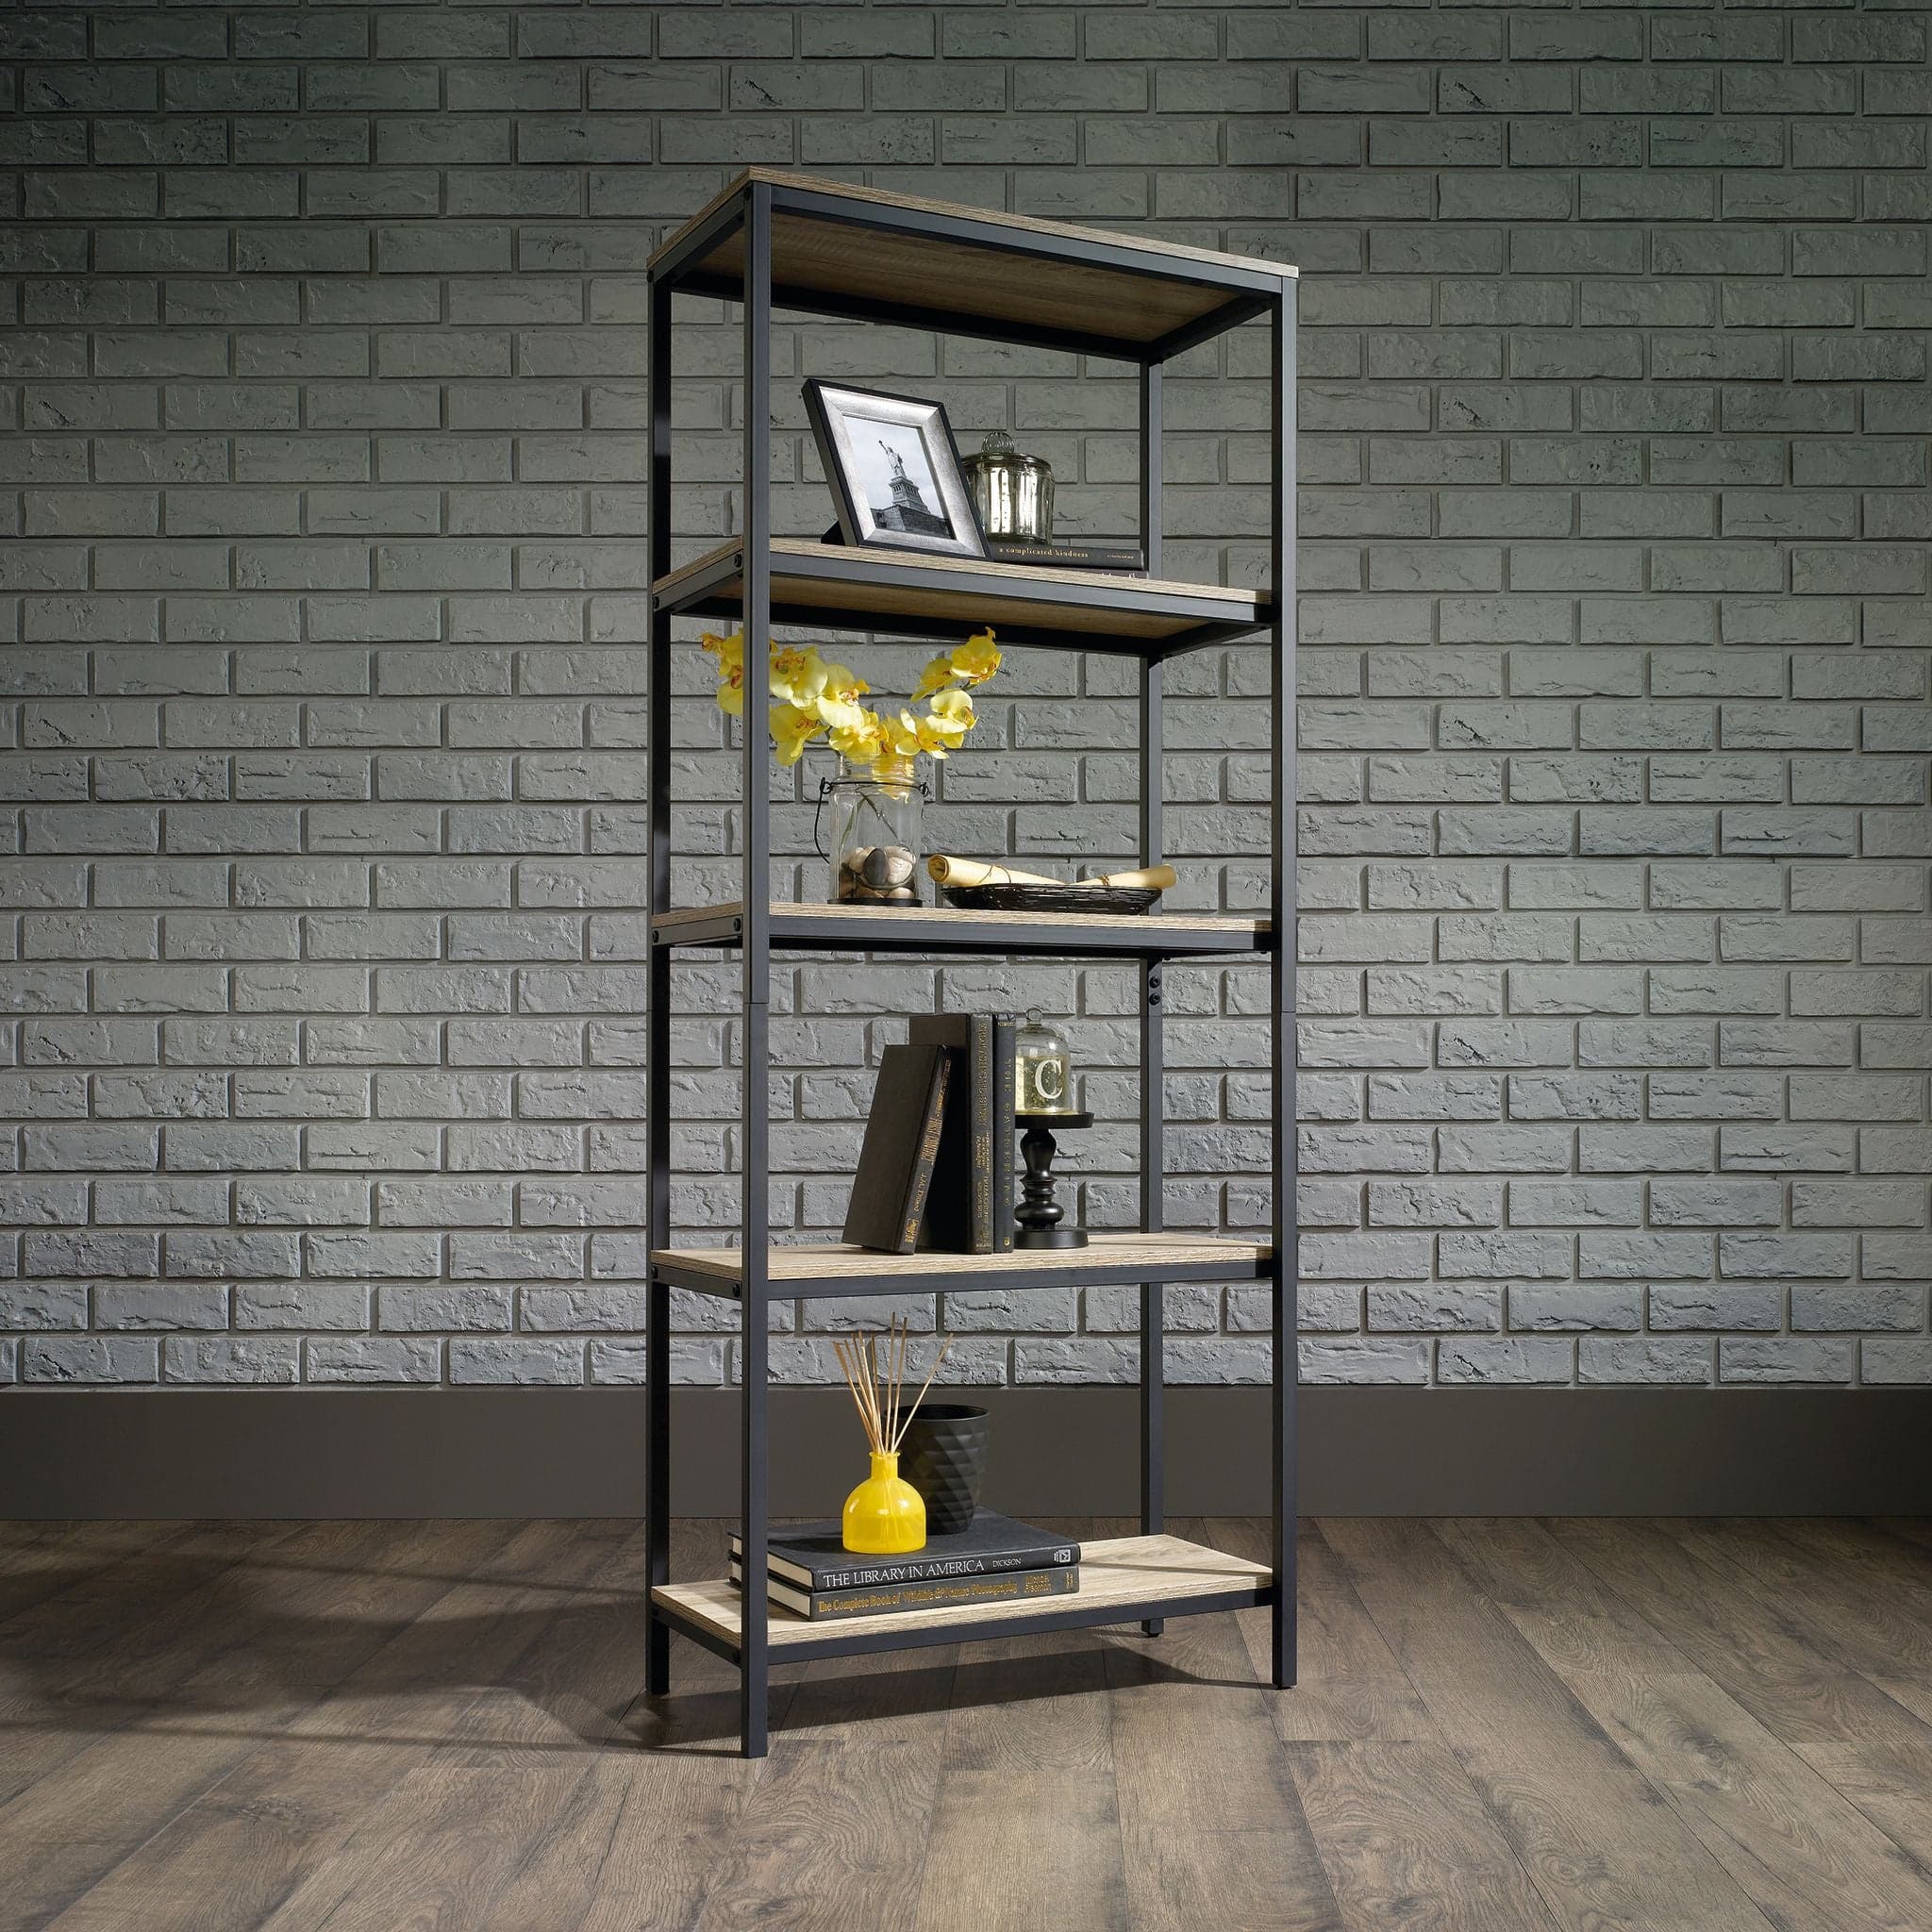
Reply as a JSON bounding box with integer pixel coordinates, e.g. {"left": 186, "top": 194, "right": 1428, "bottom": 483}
{"left": 890, "top": 1324, "right": 906, "bottom": 1446}
{"left": 889, "top": 1332, "right": 952, "bottom": 1455}
{"left": 833, "top": 1316, "right": 950, "bottom": 1457}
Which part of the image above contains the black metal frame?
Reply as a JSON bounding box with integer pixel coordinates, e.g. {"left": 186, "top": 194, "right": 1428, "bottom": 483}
{"left": 644, "top": 175, "right": 1298, "bottom": 1758}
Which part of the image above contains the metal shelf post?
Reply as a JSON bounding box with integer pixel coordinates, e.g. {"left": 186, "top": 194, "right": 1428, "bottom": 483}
{"left": 1139, "top": 356, "right": 1165, "bottom": 1640}
{"left": 643, "top": 266, "right": 675, "bottom": 1703}
{"left": 738, "top": 181, "right": 775, "bottom": 1758}
{"left": 1269, "top": 283, "right": 1300, "bottom": 1691}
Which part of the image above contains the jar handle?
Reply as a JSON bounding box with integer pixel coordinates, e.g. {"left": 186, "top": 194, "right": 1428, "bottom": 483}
{"left": 811, "top": 775, "right": 833, "bottom": 863}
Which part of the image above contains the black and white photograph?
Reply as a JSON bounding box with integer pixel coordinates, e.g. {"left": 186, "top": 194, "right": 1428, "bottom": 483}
{"left": 803, "top": 380, "right": 987, "bottom": 559}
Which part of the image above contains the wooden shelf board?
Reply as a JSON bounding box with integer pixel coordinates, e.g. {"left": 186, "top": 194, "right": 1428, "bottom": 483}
{"left": 653, "top": 900, "right": 1270, "bottom": 958}
{"left": 653, "top": 537, "right": 1270, "bottom": 654}
{"left": 654, "top": 1533, "right": 1272, "bottom": 1656}
{"left": 651, "top": 1233, "right": 1273, "bottom": 1300}
{"left": 650, "top": 171, "right": 1295, "bottom": 352}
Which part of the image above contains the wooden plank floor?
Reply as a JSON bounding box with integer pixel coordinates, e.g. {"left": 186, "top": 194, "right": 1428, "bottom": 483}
{"left": 2, "top": 1519, "right": 1929, "bottom": 1931}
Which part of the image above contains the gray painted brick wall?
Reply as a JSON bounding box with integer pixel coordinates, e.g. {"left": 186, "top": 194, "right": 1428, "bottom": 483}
{"left": 2, "top": 2, "right": 1928, "bottom": 1393}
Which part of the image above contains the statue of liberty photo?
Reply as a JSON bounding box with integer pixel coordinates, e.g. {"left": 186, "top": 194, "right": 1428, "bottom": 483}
{"left": 870, "top": 436, "right": 949, "bottom": 537}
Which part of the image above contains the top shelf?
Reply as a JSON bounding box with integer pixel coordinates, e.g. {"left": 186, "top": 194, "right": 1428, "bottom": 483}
{"left": 649, "top": 169, "right": 1296, "bottom": 362}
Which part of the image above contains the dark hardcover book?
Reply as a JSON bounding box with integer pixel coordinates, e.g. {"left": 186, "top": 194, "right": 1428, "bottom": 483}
{"left": 987, "top": 538, "right": 1147, "bottom": 575}
{"left": 729, "top": 1510, "right": 1080, "bottom": 1592}
{"left": 913, "top": 1041, "right": 971, "bottom": 1254}
{"left": 841, "top": 1043, "right": 952, "bottom": 1255}
{"left": 991, "top": 1012, "right": 1017, "bottom": 1251}
{"left": 908, "top": 1016, "right": 991, "bottom": 1253}
{"left": 729, "top": 1559, "right": 1080, "bottom": 1623}
{"left": 822, "top": 522, "right": 1146, "bottom": 577}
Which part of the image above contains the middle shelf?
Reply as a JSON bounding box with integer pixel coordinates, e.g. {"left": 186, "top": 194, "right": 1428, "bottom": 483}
{"left": 653, "top": 900, "right": 1271, "bottom": 958}
{"left": 651, "top": 1232, "right": 1272, "bottom": 1301}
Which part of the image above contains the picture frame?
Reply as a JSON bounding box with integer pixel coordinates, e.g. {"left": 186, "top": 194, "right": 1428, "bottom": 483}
{"left": 803, "top": 380, "right": 988, "bottom": 561}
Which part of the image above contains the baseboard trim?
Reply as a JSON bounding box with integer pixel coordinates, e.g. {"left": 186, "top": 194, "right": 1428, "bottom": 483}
{"left": 3, "top": 1386, "right": 1927, "bottom": 1517}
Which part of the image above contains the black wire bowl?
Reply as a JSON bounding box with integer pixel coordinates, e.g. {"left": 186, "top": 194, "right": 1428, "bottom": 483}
{"left": 941, "top": 882, "right": 1161, "bottom": 915}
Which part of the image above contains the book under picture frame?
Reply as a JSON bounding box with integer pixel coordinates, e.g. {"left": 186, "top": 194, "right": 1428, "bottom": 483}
{"left": 803, "top": 378, "right": 988, "bottom": 560}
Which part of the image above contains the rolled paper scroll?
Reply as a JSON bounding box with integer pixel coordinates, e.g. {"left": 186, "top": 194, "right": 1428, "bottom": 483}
{"left": 1082, "top": 864, "right": 1178, "bottom": 892}
{"left": 927, "top": 855, "right": 1178, "bottom": 893}
{"left": 926, "top": 855, "right": 1062, "bottom": 889}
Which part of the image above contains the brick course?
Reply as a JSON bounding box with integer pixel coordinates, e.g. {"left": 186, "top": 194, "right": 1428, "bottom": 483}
{"left": 1, "top": 2, "right": 1927, "bottom": 1391}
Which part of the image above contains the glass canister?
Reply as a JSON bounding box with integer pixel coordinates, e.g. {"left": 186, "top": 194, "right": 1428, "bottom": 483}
{"left": 819, "top": 758, "right": 926, "bottom": 907}
{"left": 963, "top": 428, "right": 1054, "bottom": 542}
{"left": 1014, "top": 1007, "right": 1075, "bottom": 1114}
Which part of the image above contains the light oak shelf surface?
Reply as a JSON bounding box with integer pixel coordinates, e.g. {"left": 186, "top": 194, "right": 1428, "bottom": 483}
{"left": 653, "top": 898, "right": 1270, "bottom": 958}
{"left": 651, "top": 169, "right": 1295, "bottom": 354}
{"left": 651, "top": 1233, "right": 1273, "bottom": 1301}
{"left": 654, "top": 1533, "right": 1274, "bottom": 1655}
{"left": 653, "top": 536, "right": 1271, "bottom": 656}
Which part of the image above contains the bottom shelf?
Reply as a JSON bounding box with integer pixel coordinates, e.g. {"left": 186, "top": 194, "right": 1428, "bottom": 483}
{"left": 653, "top": 1533, "right": 1272, "bottom": 1662}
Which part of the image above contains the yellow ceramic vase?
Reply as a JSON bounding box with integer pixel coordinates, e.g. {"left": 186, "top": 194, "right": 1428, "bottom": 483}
{"left": 842, "top": 1451, "right": 926, "bottom": 1555}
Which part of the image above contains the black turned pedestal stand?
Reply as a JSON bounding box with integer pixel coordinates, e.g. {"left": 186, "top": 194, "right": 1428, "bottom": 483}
{"left": 1014, "top": 1109, "right": 1093, "bottom": 1250}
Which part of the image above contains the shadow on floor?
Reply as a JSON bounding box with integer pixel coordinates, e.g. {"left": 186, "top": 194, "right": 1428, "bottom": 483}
{"left": 634, "top": 1641, "right": 1250, "bottom": 1755}
{"left": 5, "top": 1546, "right": 1254, "bottom": 1762}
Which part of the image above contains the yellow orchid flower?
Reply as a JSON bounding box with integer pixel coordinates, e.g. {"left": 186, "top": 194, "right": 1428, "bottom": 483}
{"left": 702, "top": 627, "right": 995, "bottom": 770}
{"left": 769, "top": 645, "right": 823, "bottom": 707}
{"left": 880, "top": 710, "right": 924, "bottom": 761}
{"left": 812, "top": 659, "right": 871, "bottom": 730}
{"left": 914, "top": 689, "right": 973, "bottom": 758}
{"left": 910, "top": 715, "right": 955, "bottom": 758}
{"left": 770, "top": 702, "right": 824, "bottom": 766}
{"left": 827, "top": 709, "right": 887, "bottom": 767}
{"left": 910, "top": 650, "right": 958, "bottom": 703}
{"left": 949, "top": 629, "right": 1000, "bottom": 686}
{"left": 815, "top": 693, "right": 866, "bottom": 732}
{"left": 701, "top": 628, "right": 747, "bottom": 715}
{"left": 822, "top": 659, "right": 869, "bottom": 703}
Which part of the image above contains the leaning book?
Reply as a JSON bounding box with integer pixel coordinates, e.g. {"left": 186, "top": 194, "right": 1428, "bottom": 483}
{"left": 728, "top": 1560, "right": 1080, "bottom": 1624}
{"left": 728, "top": 1509, "right": 1078, "bottom": 1592}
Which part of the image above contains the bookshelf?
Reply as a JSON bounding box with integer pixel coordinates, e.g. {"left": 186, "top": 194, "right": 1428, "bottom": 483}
{"left": 644, "top": 170, "right": 1298, "bottom": 1758}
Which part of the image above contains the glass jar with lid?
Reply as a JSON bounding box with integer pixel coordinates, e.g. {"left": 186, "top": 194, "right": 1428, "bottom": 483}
{"left": 962, "top": 429, "right": 1054, "bottom": 542}
{"left": 1014, "top": 1007, "right": 1074, "bottom": 1115}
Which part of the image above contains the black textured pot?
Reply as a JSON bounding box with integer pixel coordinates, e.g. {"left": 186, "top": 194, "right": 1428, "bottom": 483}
{"left": 898, "top": 1403, "right": 990, "bottom": 1535}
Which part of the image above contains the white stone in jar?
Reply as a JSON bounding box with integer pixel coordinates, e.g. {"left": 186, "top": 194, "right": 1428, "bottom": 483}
{"left": 861, "top": 843, "right": 916, "bottom": 890}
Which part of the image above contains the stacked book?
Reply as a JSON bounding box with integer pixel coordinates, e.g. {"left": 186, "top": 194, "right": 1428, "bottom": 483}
{"left": 841, "top": 1014, "right": 1017, "bottom": 1256}
{"left": 729, "top": 1511, "right": 1080, "bottom": 1623}
{"left": 821, "top": 524, "right": 1146, "bottom": 577}
{"left": 986, "top": 536, "right": 1146, "bottom": 575}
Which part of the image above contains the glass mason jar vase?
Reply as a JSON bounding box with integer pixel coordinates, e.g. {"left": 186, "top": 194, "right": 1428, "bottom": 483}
{"left": 962, "top": 427, "right": 1054, "bottom": 541}
{"left": 818, "top": 758, "right": 926, "bottom": 907}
